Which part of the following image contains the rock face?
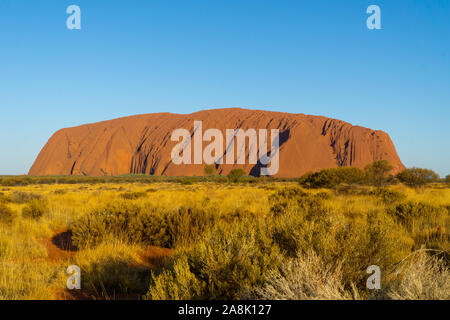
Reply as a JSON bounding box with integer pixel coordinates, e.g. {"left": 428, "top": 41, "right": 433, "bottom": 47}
{"left": 29, "top": 108, "right": 405, "bottom": 177}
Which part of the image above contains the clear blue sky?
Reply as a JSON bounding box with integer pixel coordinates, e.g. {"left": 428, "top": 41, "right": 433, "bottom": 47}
{"left": 0, "top": 0, "right": 449, "bottom": 176}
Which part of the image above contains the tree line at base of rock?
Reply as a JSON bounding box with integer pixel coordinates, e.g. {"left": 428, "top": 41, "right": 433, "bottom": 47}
{"left": 1, "top": 161, "right": 448, "bottom": 187}
{"left": 298, "top": 160, "right": 444, "bottom": 189}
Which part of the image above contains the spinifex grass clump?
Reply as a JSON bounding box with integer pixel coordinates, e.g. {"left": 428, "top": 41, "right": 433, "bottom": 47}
{"left": 387, "top": 201, "right": 449, "bottom": 250}
{"left": 70, "top": 201, "right": 141, "bottom": 249}
{"left": 146, "top": 219, "right": 283, "bottom": 300}
{"left": 0, "top": 203, "right": 17, "bottom": 225}
{"left": 251, "top": 251, "right": 360, "bottom": 300}
{"left": 70, "top": 201, "right": 219, "bottom": 249}
{"left": 120, "top": 191, "right": 148, "bottom": 200}
{"left": 11, "top": 191, "right": 42, "bottom": 204}
{"left": 22, "top": 198, "right": 48, "bottom": 220}
{"left": 369, "top": 188, "right": 407, "bottom": 205}
{"left": 270, "top": 192, "right": 414, "bottom": 286}
{"left": 74, "top": 241, "right": 150, "bottom": 298}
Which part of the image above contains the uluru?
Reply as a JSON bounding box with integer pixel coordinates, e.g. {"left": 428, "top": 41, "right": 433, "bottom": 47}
{"left": 29, "top": 108, "right": 405, "bottom": 178}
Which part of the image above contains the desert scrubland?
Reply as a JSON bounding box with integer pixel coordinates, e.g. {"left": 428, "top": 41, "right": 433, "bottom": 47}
{"left": 0, "top": 172, "right": 448, "bottom": 300}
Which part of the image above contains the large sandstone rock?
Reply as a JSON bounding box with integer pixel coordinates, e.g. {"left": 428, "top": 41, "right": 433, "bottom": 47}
{"left": 29, "top": 108, "right": 404, "bottom": 177}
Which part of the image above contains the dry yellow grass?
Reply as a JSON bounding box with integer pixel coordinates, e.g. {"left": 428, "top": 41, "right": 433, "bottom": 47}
{"left": 0, "top": 181, "right": 448, "bottom": 300}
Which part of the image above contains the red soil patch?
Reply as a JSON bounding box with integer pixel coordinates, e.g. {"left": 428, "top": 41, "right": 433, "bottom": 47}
{"left": 138, "top": 245, "right": 174, "bottom": 270}
{"left": 52, "top": 289, "right": 92, "bottom": 300}
{"left": 47, "top": 240, "right": 173, "bottom": 300}
{"left": 37, "top": 230, "right": 77, "bottom": 262}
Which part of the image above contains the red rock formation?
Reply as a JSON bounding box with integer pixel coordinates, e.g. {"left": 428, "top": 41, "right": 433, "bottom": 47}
{"left": 28, "top": 108, "right": 405, "bottom": 177}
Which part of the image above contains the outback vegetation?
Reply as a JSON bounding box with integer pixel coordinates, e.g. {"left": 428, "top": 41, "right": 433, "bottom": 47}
{"left": 0, "top": 162, "right": 448, "bottom": 300}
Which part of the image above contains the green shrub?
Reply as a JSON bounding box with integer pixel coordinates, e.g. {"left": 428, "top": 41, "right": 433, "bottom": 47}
{"left": 227, "top": 169, "right": 246, "bottom": 183}
{"left": 297, "top": 196, "right": 325, "bottom": 217}
{"left": 299, "top": 167, "right": 365, "bottom": 188}
{"left": 53, "top": 189, "right": 67, "bottom": 195}
{"left": 21, "top": 198, "right": 48, "bottom": 220}
{"left": 334, "top": 184, "right": 369, "bottom": 196}
{"left": 130, "top": 207, "right": 216, "bottom": 248}
{"left": 388, "top": 201, "right": 447, "bottom": 224}
{"left": 33, "top": 177, "right": 58, "bottom": 184}
{"left": 176, "top": 177, "right": 196, "bottom": 185}
{"left": 146, "top": 220, "right": 283, "bottom": 300}
{"left": 0, "top": 176, "right": 32, "bottom": 186}
{"left": 10, "top": 191, "right": 42, "bottom": 204}
{"left": 270, "top": 201, "right": 289, "bottom": 216}
{"left": 0, "top": 193, "right": 12, "bottom": 203}
{"left": 297, "top": 171, "right": 314, "bottom": 187}
{"left": 0, "top": 203, "right": 17, "bottom": 224}
{"left": 369, "top": 188, "right": 407, "bottom": 205}
{"left": 270, "top": 187, "right": 308, "bottom": 201}
{"left": 387, "top": 201, "right": 449, "bottom": 250}
{"left": 386, "top": 175, "right": 400, "bottom": 185}
{"left": 71, "top": 202, "right": 141, "bottom": 249}
{"left": 204, "top": 165, "right": 216, "bottom": 176}
{"left": 272, "top": 210, "right": 308, "bottom": 257}
{"left": 364, "top": 160, "right": 393, "bottom": 187}
{"left": 269, "top": 187, "right": 310, "bottom": 217}
{"left": 145, "top": 256, "right": 205, "bottom": 300}
{"left": 71, "top": 203, "right": 216, "bottom": 249}
{"left": 272, "top": 205, "right": 413, "bottom": 286}
{"left": 314, "top": 191, "right": 333, "bottom": 200}
{"left": 397, "top": 168, "right": 440, "bottom": 188}
{"left": 341, "top": 211, "right": 413, "bottom": 284}
{"left": 120, "top": 191, "right": 147, "bottom": 200}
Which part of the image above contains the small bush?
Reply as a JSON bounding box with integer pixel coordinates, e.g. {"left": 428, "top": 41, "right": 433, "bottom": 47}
{"left": 204, "top": 165, "right": 216, "bottom": 176}
{"left": 0, "top": 193, "right": 12, "bottom": 203}
{"left": 0, "top": 176, "right": 32, "bottom": 186}
{"left": 364, "top": 160, "right": 393, "bottom": 187}
{"left": 299, "top": 167, "right": 365, "bottom": 188}
{"left": 71, "top": 203, "right": 216, "bottom": 249}
{"left": 75, "top": 242, "right": 150, "bottom": 298}
{"left": 130, "top": 207, "right": 216, "bottom": 248}
{"left": 146, "top": 220, "right": 283, "bottom": 300}
{"left": 334, "top": 184, "right": 369, "bottom": 196}
{"left": 176, "top": 177, "right": 196, "bottom": 185}
{"left": 314, "top": 192, "right": 333, "bottom": 200}
{"left": 387, "top": 253, "right": 449, "bottom": 300}
{"left": 71, "top": 202, "right": 141, "bottom": 249}
{"left": 397, "top": 168, "right": 439, "bottom": 188}
{"left": 251, "top": 251, "right": 359, "bottom": 300}
{"left": 120, "top": 191, "right": 147, "bottom": 200}
{"left": 53, "top": 189, "right": 67, "bottom": 195}
{"left": 270, "top": 187, "right": 308, "bottom": 201}
{"left": 227, "top": 169, "right": 246, "bottom": 183}
{"left": 272, "top": 207, "right": 413, "bottom": 285}
{"left": 0, "top": 203, "right": 17, "bottom": 224}
{"left": 272, "top": 211, "right": 307, "bottom": 257}
{"left": 21, "top": 198, "right": 48, "bottom": 220}
{"left": 145, "top": 256, "right": 205, "bottom": 300}
{"left": 369, "top": 188, "right": 406, "bottom": 205}
{"left": 388, "top": 201, "right": 447, "bottom": 225}
{"left": 269, "top": 187, "right": 310, "bottom": 217}
{"left": 10, "top": 191, "right": 41, "bottom": 204}
{"left": 387, "top": 201, "right": 448, "bottom": 250}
